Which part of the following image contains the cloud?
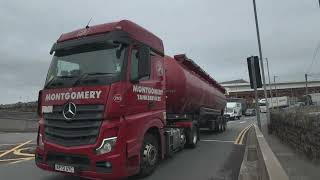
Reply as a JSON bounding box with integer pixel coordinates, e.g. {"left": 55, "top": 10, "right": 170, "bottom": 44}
{"left": 0, "top": 0, "right": 319, "bottom": 103}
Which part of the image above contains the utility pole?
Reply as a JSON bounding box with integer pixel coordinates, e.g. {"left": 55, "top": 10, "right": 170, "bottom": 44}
{"left": 305, "top": 73, "right": 309, "bottom": 105}
{"left": 252, "top": 0, "right": 270, "bottom": 126}
{"left": 305, "top": 74, "right": 309, "bottom": 95}
{"left": 250, "top": 57, "right": 261, "bottom": 129}
{"left": 266, "top": 58, "right": 273, "bottom": 109}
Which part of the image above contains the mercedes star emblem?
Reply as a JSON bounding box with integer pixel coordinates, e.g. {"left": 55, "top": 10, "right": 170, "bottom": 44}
{"left": 63, "top": 102, "right": 77, "bottom": 120}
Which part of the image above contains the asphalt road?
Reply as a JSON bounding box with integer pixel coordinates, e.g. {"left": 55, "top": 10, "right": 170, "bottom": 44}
{"left": 0, "top": 116, "right": 256, "bottom": 180}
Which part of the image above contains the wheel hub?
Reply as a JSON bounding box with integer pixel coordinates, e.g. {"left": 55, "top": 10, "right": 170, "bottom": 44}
{"left": 143, "top": 144, "right": 157, "bottom": 165}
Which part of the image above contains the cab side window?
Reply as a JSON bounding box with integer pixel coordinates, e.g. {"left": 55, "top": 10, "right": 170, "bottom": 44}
{"left": 130, "top": 45, "right": 151, "bottom": 82}
{"left": 131, "top": 49, "right": 139, "bottom": 81}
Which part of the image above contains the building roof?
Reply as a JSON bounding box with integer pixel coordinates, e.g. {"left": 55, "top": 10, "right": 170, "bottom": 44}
{"left": 220, "top": 79, "right": 248, "bottom": 84}
{"left": 222, "top": 80, "right": 320, "bottom": 93}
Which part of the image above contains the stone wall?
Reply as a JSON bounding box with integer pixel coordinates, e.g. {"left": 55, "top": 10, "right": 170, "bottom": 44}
{"left": 269, "top": 106, "right": 320, "bottom": 160}
{"left": 0, "top": 111, "right": 38, "bottom": 132}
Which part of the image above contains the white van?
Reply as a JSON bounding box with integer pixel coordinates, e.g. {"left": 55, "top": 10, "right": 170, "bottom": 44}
{"left": 224, "top": 102, "right": 242, "bottom": 120}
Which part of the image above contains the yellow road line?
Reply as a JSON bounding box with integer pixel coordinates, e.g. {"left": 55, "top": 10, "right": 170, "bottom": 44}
{"left": 0, "top": 157, "right": 32, "bottom": 162}
{"left": 0, "top": 140, "right": 32, "bottom": 158}
{"left": 234, "top": 124, "right": 253, "bottom": 144}
{"left": 13, "top": 147, "right": 35, "bottom": 157}
{"left": 8, "top": 157, "right": 34, "bottom": 165}
{"left": 234, "top": 124, "right": 250, "bottom": 144}
{"left": 0, "top": 142, "right": 36, "bottom": 146}
{"left": 237, "top": 124, "right": 253, "bottom": 144}
{"left": 238, "top": 124, "right": 253, "bottom": 145}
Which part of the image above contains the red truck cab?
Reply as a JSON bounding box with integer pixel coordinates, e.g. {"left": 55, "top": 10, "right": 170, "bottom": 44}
{"left": 36, "top": 20, "right": 226, "bottom": 179}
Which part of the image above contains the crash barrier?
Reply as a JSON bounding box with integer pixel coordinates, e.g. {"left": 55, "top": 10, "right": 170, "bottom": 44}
{"left": 238, "top": 125, "right": 288, "bottom": 180}
{"left": 0, "top": 111, "right": 37, "bottom": 132}
{"left": 269, "top": 108, "right": 320, "bottom": 160}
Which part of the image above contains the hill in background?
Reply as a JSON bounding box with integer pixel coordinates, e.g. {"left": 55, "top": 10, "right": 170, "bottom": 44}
{"left": 0, "top": 101, "right": 37, "bottom": 112}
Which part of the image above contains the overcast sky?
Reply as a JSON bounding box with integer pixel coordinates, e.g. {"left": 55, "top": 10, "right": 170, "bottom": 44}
{"left": 0, "top": 0, "right": 319, "bottom": 104}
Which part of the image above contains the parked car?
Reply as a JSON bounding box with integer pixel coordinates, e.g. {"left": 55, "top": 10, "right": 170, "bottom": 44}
{"left": 245, "top": 108, "right": 256, "bottom": 116}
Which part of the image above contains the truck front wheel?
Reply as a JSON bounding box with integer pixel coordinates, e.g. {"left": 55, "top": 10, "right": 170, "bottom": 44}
{"left": 139, "top": 134, "right": 159, "bottom": 177}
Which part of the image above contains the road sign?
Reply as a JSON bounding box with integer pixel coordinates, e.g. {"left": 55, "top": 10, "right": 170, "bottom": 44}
{"left": 247, "top": 56, "right": 262, "bottom": 89}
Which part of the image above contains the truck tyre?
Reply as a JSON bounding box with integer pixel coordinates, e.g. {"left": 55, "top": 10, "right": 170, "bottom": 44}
{"left": 222, "top": 118, "right": 227, "bottom": 131}
{"left": 208, "top": 121, "right": 215, "bottom": 132}
{"left": 139, "top": 133, "right": 159, "bottom": 177}
{"left": 219, "top": 122, "right": 223, "bottom": 132}
{"left": 186, "top": 125, "right": 199, "bottom": 148}
{"left": 215, "top": 117, "right": 223, "bottom": 132}
{"left": 214, "top": 121, "right": 220, "bottom": 132}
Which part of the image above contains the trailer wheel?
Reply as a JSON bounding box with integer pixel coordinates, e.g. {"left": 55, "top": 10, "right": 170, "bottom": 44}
{"left": 214, "top": 121, "right": 219, "bottom": 132}
{"left": 216, "top": 117, "right": 224, "bottom": 132}
{"left": 186, "top": 125, "right": 199, "bottom": 148}
{"left": 220, "top": 122, "right": 224, "bottom": 132}
{"left": 208, "top": 121, "right": 215, "bottom": 132}
{"left": 139, "top": 133, "right": 159, "bottom": 177}
{"left": 222, "top": 118, "right": 227, "bottom": 131}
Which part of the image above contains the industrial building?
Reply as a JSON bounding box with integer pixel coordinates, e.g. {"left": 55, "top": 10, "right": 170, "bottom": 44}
{"left": 221, "top": 79, "right": 320, "bottom": 105}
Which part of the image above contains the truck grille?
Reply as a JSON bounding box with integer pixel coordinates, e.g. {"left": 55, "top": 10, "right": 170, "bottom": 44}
{"left": 44, "top": 104, "right": 104, "bottom": 147}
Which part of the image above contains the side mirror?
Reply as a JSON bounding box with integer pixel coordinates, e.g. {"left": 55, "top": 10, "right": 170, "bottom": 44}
{"left": 37, "top": 90, "right": 42, "bottom": 116}
{"left": 138, "top": 46, "right": 151, "bottom": 79}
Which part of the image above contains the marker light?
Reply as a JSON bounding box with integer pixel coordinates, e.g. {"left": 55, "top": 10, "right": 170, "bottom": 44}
{"left": 38, "top": 133, "right": 44, "bottom": 149}
{"left": 114, "top": 26, "right": 122, "bottom": 30}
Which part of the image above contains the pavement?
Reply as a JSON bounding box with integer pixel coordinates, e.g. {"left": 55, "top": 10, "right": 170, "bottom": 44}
{"left": 0, "top": 117, "right": 256, "bottom": 180}
{"left": 260, "top": 113, "right": 320, "bottom": 180}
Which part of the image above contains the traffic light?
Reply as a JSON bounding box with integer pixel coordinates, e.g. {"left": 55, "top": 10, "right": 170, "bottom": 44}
{"left": 247, "top": 56, "right": 262, "bottom": 89}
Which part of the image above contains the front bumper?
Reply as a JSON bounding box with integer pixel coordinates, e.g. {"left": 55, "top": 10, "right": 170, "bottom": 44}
{"left": 35, "top": 117, "right": 135, "bottom": 179}
{"left": 35, "top": 146, "right": 127, "bottom": 179}
{"left": 224, "top": 114, "right": 234, "bottom": 118}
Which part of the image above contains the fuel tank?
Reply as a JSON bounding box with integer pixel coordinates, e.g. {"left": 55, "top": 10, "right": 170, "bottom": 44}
{"left": 164, "top": 54, "right": 226, "bottom": 115}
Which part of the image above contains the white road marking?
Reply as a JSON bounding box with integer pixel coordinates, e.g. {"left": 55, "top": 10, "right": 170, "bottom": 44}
{"left": 227, "top": 121, "right": 235, "bottom": 123}
{"left": 239, "top": 121, "right": 247, "bottom": 124}
{"left": 201, "top": 139, "right": 234, "bottom": 143}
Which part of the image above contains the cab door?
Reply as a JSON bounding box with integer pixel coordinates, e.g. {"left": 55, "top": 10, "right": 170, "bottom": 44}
{"left": 125, "top": 45, "right": 165, "bottom": 115}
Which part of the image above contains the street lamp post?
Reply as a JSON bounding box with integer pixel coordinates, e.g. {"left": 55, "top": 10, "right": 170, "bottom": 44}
{"left": 274, "top": 76, "right": 279, "bottom": 108}
{"left": 265, "top": 58, "right": 273, "bottom": 109}
{"left": 252, "top": 0, "right": 270, "bottom": 128}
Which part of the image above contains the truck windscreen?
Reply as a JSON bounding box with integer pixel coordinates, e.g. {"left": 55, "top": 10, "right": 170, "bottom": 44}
{"left": 44, "top": 41, "right": 128, "bottom": 89}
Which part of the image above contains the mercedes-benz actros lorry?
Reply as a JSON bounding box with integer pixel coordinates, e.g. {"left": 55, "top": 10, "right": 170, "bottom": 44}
{"left": 35, "top": 20, "right": 227, "bottom": 179}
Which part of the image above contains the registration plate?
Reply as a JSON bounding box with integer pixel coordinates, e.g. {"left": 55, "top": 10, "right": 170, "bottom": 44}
{"left": 54, "top": 164, "right": 75, "bottom": 173}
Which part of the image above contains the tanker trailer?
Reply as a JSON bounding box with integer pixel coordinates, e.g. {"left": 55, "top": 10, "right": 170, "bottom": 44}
{"left": 165, "top": 54, "right": 227, "bottom": 132}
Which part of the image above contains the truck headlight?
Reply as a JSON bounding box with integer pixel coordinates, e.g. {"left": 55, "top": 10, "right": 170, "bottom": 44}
{"left": 96, "top": 137, "right": 117, "bottom": 155}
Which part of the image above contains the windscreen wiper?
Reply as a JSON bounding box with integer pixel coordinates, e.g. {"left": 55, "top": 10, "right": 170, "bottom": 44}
{"left": 44, "top": 76, "right": 75, "bottom": 88}
{"left": 73, "top": 72, "right": 115, "bottom": 86}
